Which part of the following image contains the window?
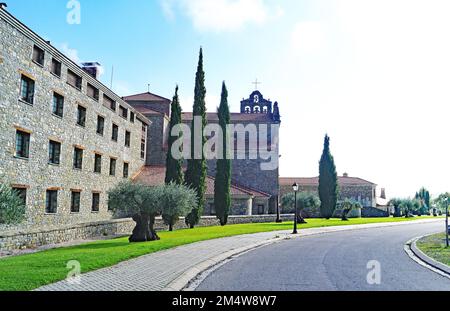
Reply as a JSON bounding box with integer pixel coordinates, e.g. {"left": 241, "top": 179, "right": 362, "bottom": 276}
{"left": 67, "top": 69, "right": 82, "bottom": 90}
{"left": 92, "top": 193, "right": 100, "bottom": 212}
{"left": 141, "top": 142, "right": 146, "bottom": 160}
{"left": 130, "top": 112, "right": 135, "bottom": 123}
{"left": 32, "top": 45, "right": 44, "bottom": 66}
{"left": 119, "top": 106, "right": 128, "bottom": 119}
{"left": 87, "top": 83, "right": 99, "bottom": 101}
{"left": 123, "top": 162, "right": 129, "bottom": 178}
{"left": 108, "top": 194, "right": 113, "bottom": 211}
{"left": 141, "top": 122, "right": 147, "bottom": 159}
{"left": 51, "top": 58, "right": 62, "bottom": 77}
{"left": 15, "top": 130, "right": 30, "bottom": 159}
{"left": 94, "top": 154, "right": 102, "bottom": 173}
{"left": 12, "top": 187, "right": 27, "bottom": 206}
{"left": 73, "top": 147, "right": 83, "bottom": 170}
{"left": 209, "top": 204, "right": 216, "bottom": 216}
{"left": 109, "top": 158, "right": 116, "bottom": 176}
{"left": 103, "top": 95, "right": 116, "bottom": 111}
{"left": 258, "top": 205, "right": 265, "bottom": 215}
{"left": 71, "top": 191, "right": 81, "bottom": 213}
{"left": 77, "top": 105, "right": 86, "bottom": 127}
{"left": 48, "top": 140, "right": 61, "bottom": 165}
{"left": 20, "top": 75, "right": 35, "bottom": 105}
{"left": 52, "top": 93, "right": 64, "bottom": 117}
{"left": 112, "top": 124, "right": 119, "bottom": 142}
{"left": 97, "top": 116, "right": 105, "bottom": 135}
{"left": 125, "top": 131, "right": 131, "bottom": 147}
{"left": 45, "top": 190, "right": 58, "bottom": 214}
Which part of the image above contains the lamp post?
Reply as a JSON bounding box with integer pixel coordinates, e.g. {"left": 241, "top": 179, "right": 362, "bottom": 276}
{"left": 292, "top": 183, "right": 299, "bottom": 234}
{"left": 446, "top": 197, "right": 449, "bottom": 248}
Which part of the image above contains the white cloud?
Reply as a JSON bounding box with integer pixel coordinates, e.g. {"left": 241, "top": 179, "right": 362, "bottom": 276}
{"left": 290, "top": 21, "right": 326, "bottom": 54}
{"left": 58, "top": 43, "right": 81, "bottom": 64}
{"left": 160, "top": 0, "right": 280, "bottom": 32}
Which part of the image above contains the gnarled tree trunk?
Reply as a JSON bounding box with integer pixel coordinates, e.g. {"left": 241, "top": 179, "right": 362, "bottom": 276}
{"left": 129, "top": 213, "right": 160, "bottom": 242}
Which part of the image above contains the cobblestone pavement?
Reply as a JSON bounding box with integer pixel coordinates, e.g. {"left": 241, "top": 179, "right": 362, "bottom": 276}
{"left": 37, "top": 219, "right": 443, "bottom": 291}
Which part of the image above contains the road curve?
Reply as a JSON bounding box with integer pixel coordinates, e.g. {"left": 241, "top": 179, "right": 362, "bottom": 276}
{"left": 196, "top": 221, "right": 450, "bottom": 291}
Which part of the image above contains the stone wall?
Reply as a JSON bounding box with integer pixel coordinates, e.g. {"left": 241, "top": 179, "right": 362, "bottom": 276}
{"left": 0, "top": 214, "right": 296, "bottom": 252}
{"left": 0, "top": 10, "right": 148, "bottom": 228}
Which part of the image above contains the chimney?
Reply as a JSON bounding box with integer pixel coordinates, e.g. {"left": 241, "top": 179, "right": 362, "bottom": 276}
{"left": 380, "top": 188, "right": 386, "bottom": 199}
{"left": 0, "top": 3, "right": 7, "bottom": 9}
{"left": 81, "top": 62, "right": 101, "bottom": 79}
{"left": 343, "top": 173, "right": 349, "bottom": 178}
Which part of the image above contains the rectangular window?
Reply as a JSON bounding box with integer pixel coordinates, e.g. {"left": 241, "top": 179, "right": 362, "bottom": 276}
{"left": 109, "top": 158, "right": 116, "bottom": 176}
{"left": 67, "top": 69, "right": 82, "bottom": 90}
{"left": 87, "top": 83, "right": 99, "bottom": 101}
{"left": 92, "top": 193, "right": 100, "bottom": 212}
{"left": 258, "top": 205, "right": 265, "bottom": 215}
{"left": 71, "top": 191, "right": 81, "bottom": 213}
{"left": 51, "top": 58, "right": 62, "bottom": 77}
{"left": 96, "top": 115, "right": 105, "bottom": 135}
{"left": 141, "top": 142, "right": 146, "bottom": 160}
{"left": 123, "top": 162, "right": 129, "bottom": 178}
{"left": 48, "top": 140, "right": 61, "bottom": 165}
{"left": 103, "top": 94, "right": 116, "bottom": 111}
{"left": 141, "top": 122, "right": 147, "bottom": 160}
{"left": 77, "top": 105, "right": 87, "bottom": 127}
{"left": 15, "top": 130, "right": 30, "bottom": 159}
{"left": 130, "top": 112, "right": 135, "bottom": 123}
{"left": 32, "top": 45, "right": 44, "bottom": 66}
{"left": 12, "top": 188, "right": 27, "bottom": 206}
{"left": 112, "top": 124, "right": 119, "bottom": 142}
{"left": 52, "top": 93, "right": 64, "bottom": 117}
{"left": 209, "top": 204, "right": 216, "bottom": 216}
{"left": 45, "top": 190, "right": 58, "bottom": 214}
{"left": 94, "top": 154, "right": 102, "bottom": 173}
{"left": 119, "top": 106, "right": 128, "bottom": 119}
{"left": 73, "top": 147, "right": 83, "bottom": 170}
{"left": 20, "top": 75, "right": 35, "bottom": 105}
{"left": 125, "top": 131, "right": 131, "bottom": 147}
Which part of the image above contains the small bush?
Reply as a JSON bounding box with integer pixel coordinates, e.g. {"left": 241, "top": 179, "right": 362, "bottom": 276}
{"left": 0, "top": 183, "right": 26, "bottom": 225}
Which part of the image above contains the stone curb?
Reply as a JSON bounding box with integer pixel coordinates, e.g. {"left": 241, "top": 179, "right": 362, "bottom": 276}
{"left": 405, "top": 234, "right": 450, "bottom": 278}
{"left": 163, "top": 218, "right": 444, "bottom": 291}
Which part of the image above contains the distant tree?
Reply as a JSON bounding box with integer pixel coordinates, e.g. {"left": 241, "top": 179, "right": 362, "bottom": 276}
{"left": 318, "top": 135, "right": 339, "bottom": 219}
{"left": 434, "top": 193, "right": 450, "bottom": 214}
{"left": 399, "top": 198, "right": 421, "bottom": 218}
{"left": 161, "top": 183, "right": 198, "bottom": 231}
{"left": 416, "top": 187, "right": 431, "bottom": 216}
{"left": 0, "top": 183, "right": 26, "bottom": 225}
{"left": 214, "top": 82, "right": 232, "bottom": 226}
{"left": 389, "top": 198, "right": 403, "bottom": 217}
{"left": 165, "top": 85, "right": 184, "bottom": 186}
{"left": 281, "top": 192, "right": 321, "bottom": 223}
{"left": 340, "top": 199, "right": 362, "bottom": 221}
{"left": 185, "top": 48, "right": 208, "bottom": 229}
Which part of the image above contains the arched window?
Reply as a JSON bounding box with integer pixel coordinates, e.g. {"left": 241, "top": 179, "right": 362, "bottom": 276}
{"left": 245, "top": 106, "right": 251, "bottom": 113}
{"left": 254, "top": 106, "right": 260, "bottom": 113}
{"left": 262, "top": 106, "right": 268, "bottom": 113}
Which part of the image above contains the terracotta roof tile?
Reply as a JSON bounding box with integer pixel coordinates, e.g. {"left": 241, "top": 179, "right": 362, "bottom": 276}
{"left": 123, "top": 92, "right": 171, "bottom": 103}
{"left": 280, "top": 176, "right": 376, "bottom": 186}
{"left": 182, "top": 112, "right": 274, "bottom": 122}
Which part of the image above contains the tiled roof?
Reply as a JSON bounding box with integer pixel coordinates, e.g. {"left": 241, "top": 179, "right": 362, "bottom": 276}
{"left": 123, "top": 92, "right": 171, "bottom": 103}
{"left": 280, "top": 176, "right": 376, "bottom": 186}
{"left": 133, "top": 166, "right": 270, "bottom": 198}
{"left": 132, "top": 106, "right": 164, "bottom": 116}
{"left": 182, "top": 112, "right": 274, "bottom": 122}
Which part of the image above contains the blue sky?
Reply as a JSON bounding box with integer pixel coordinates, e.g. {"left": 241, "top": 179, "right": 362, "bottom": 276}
{"left": 5, "top": 0, "right": 450, "bottom": 198}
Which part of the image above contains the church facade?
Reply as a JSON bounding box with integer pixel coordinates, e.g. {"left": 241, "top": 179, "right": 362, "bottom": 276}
{"left": 125, "top": 90, "right": 281, "bottom": 216}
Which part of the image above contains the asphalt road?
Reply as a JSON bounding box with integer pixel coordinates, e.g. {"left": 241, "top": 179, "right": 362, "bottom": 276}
{"left": 196, "top": 221, "right": 450, "bottom": 291}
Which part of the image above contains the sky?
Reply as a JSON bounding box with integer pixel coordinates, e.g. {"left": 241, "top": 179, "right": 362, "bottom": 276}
{"left": 4, "top": 0, "right": 449, "bottom": 198}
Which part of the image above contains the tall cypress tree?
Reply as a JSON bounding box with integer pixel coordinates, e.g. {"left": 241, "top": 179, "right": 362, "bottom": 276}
{"left": 214, "top": 82, "right": 232, "bottom": 226}
{"left": 185, "top": 48, "right": 207, "bottom": 228}
{"left": 165, "top": 85, "right": 183, "bottom": 186}
{"left": 318, "top": 135, "right": 339, "bottom": 219}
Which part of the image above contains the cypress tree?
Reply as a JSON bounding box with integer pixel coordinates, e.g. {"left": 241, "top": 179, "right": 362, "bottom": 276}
{"left": 185, "top": 48, "right": 207, "bottom": 228}
{"left": 214, "top": 82, "right": 232, "bottom": 226}
{"left": 318, "top": 135, "right": 339, "bottom": 219}
{"left": 165, "top": 85, "right": 184, "bottom": 186}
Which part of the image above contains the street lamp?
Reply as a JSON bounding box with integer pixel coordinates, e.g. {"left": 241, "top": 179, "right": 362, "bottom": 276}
{"left": 446, "top": 197, "right": 449, "bottom": 248}
{"left": 292, "top": 183, "right": 299, "bottom": 234}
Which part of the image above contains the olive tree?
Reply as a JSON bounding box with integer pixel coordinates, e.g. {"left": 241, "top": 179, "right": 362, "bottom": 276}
{"left": 340, "top": 199, "right": 362, "bottom": 221}
{"left": 389, "top": 198, "right": 403, "bottom": 217}
{"left": 281, "top": 192, "right": 321, "bottom": 224}
{"left": 161, "top": 183, "right": 198, "bottom": 231}
{"left": 0, "top": 183, "right": 26, "bottom": 225}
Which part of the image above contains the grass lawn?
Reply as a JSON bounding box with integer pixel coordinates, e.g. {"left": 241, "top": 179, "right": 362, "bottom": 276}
{"left": 0, "top": 216, "right": 439, "bottom": 291}
{"left": 416, "top": 233, "right": 450, "bottom": 267}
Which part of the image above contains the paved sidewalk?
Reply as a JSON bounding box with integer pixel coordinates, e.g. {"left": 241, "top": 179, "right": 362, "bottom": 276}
{"left": 37, "top": 218, "right": 443, "bottom": 291}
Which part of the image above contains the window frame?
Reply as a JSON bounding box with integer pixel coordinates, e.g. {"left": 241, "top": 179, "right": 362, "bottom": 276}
{"left": 19, "top": 75, "right": 35, "bottom": 105}
{"left": 77, "top": 105, "right": 87, "bottom": 127}
{"left": 15, "top": 130, "right": 31, "bottom": 159}
{"left": 73, "top": 147, "right": 84, "bottom": 170}
{"left": 109, "top": 158, "right": 117, "bottom": 176}
{"left": 111, "top": 124, "right": 119, "bottom": 142}
{"left": 51, "top": 58, "right": 62, "bottom": 77}
{"left": 96, "top": 115, "right": 105, "bottom": 136}
{"left": 94, "top": 153, "right": 102, "bottom": 174}
{"left": 71, "top": 191, "right": 81, "bottom": 213}
{"left": 52, "top": 92, "right": 64, "bottom": 118}
{"left": 48, "top": 140, "right": 61, "bottom": 165}
{"left": 32, "top": 45, "right": 45, "bottom": 66}
{"left": 92, "top": 192, "right": 100, "bottom": 212}
{"left": 45, "top": 190, "right": 58, "bottom": 214}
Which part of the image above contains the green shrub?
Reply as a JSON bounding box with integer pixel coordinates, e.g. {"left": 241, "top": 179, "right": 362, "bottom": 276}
{"left": 0, "top": 183, "right": 26, "bottom": 225}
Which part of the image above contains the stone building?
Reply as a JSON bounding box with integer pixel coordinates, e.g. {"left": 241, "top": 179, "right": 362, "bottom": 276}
{"left": 0, "top": 8, "right": 149, "bottom": 229}
{"left": 126, "top": 90, "right": 281, "bottom": 216}
{"left": 280, "top": 173, "right": 378, "bottom": 209}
